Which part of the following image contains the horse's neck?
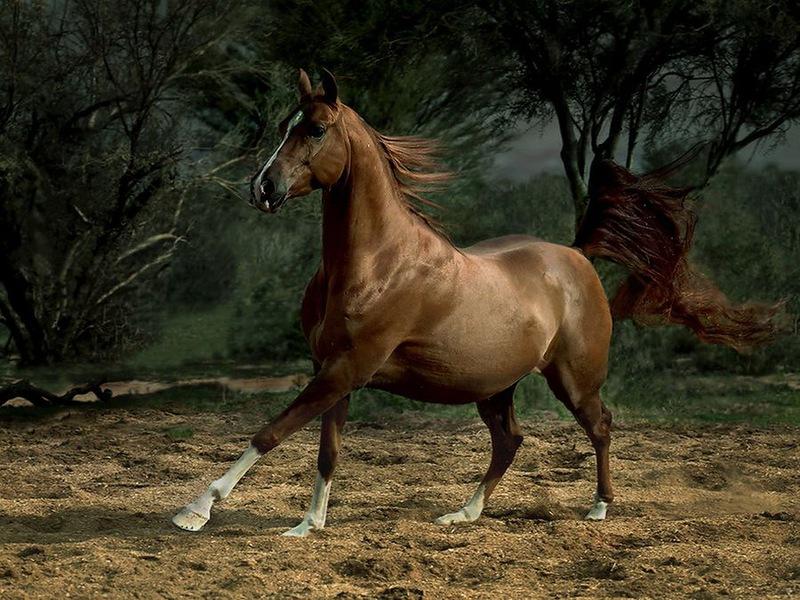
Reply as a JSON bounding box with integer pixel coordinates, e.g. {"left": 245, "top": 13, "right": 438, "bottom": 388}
{"left": 321, "top": 120, "right": 435, "bottom": 278}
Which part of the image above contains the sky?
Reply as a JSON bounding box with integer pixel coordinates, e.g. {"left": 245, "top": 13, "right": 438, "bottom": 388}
{"left": 492, "top": 122, "right": 800, "bottom": 182}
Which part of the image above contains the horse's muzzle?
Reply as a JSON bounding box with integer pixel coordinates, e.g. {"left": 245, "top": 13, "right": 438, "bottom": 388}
{"left": 260, "top": 193, "right": 289, "bottom": 214}
{"left": 250, "top": 175, "right": 289, "bottom": 213}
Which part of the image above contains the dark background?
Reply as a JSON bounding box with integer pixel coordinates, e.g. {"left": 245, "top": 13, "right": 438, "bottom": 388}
{"left": 1, "top": 0, "right": 799, "bottom": 421}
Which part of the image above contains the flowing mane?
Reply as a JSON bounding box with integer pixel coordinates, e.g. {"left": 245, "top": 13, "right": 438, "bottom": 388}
{"left": 353, "top": 111, "right": 452, "bottom": 235}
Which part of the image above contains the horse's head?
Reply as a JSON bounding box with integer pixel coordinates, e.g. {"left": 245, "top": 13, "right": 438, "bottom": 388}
{"left": 250, "top": 69, "right": 347, "bottom": 213}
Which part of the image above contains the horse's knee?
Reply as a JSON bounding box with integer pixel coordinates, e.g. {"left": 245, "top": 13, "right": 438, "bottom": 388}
{"left": 251, "top": 428, "right": 279, "bottom": 454}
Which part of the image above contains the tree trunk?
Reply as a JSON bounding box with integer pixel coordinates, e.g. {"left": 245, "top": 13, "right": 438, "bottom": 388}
{"left": 0, "top": 266, "right": 51, "bottom": 365}
{"left": 551, "top": 94, "right": 590, "bottom": 231}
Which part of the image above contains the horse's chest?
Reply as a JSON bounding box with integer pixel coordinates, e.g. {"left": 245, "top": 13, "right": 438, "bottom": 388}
{"left": 303, "top": 271, "right": 404, "bottom": 362}
{"left": 303, "top": 297, "right": 374, "bottom": 363}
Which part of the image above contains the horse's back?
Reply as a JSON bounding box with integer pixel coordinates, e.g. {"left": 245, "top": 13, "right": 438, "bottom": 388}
{"left": 464, "top": 233, "right": 576, "bottom": 263}
{"left": 463, "top": 234, "right": 602, "bottom": 299}
{"left": 463, "top": 234, "right": 587, "bottom": 278}
{"left": 464, "top": 233, "right": 546, "bottom": 254}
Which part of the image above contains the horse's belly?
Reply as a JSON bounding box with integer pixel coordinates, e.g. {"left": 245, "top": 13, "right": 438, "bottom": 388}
{"left": 368, "top": 311, "right": 551, "bottom": 403}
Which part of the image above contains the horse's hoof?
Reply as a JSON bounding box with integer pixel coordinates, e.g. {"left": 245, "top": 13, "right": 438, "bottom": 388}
{"left": 435, "top": 509, "right": 476, "bottom": 525}
{"left": 281, "top": 519, "right": 315, "bottom": 537}
{"left": 585, "top": 500, "right": 608, "bottom": 521}
{"left": 172, "top": 506, "right": 210, "bottom": 531}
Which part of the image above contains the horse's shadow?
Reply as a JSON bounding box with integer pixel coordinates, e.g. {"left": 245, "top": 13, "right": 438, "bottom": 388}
{"left": 0, "top": 506, "right": 297, "bottom": 544}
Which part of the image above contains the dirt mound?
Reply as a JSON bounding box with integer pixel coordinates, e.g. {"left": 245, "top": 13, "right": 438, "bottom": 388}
{"left": 0, "top": 404, "right": 798, "bottom": 598}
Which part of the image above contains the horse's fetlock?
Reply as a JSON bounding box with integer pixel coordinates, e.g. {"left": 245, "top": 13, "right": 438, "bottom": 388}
{"left": 596, "top": 489, "right": 614, "bottom": 503}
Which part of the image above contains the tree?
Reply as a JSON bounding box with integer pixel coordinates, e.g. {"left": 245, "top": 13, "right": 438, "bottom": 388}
{"left": 0, "top": 0, "right": 235, "bottom": 364}
{"left": 480, "top": 0, "right": 800, "bottom": 222}
{"left": 468, "top": 0, "right": 794, "bottom": 348}
{"left": 263, "top": 0, "right": 511, "bottom": 168}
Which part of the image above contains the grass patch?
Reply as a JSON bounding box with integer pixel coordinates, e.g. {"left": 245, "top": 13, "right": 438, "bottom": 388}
{"left": 347, "top": 375, "right": 569, "bottom": 422}
{"left": 603, "top": 372, "right": 800, "bottom": 426}
{"left": 2, "top": 361, "right": 798, "bottom": 428}
{"left": 164, "top": 426, "right": 195, "bottom": 440}
{"left": 126, "top": 302, "right": 235, "bottom": 371}
{"left": 345, "top": 372, "right": 800, "bottom": 426}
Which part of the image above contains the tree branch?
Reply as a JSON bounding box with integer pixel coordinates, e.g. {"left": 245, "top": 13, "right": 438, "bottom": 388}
{"left": 0, "top": 380, "right": 112, "bottom": 408}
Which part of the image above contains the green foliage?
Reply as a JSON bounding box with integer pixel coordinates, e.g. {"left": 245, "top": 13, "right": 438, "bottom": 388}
{"left": 163, "top": 193, "right": 239, "bottom": 308}
{"left": 2, "top": 0, "right": 799, "bottom": 388}
{"left": 226, "top": 198, "right": 323, "bottom": 360}
{"left": 0, "top": 0, "right": 237, "bottom": 364}
{"left": 128, "top": 302, "right": 235, "bottom": 371}
{"left": 264, "top": 0, "right": 506, "bottom": 147}
{"left": 447, "top": 173, "right": 575, "bottom": 247}
{"left": 164, "top": 426, "right": 195, "bottom": 441}
{"left": 686, "top": 164, "right": 800, "bottom": 372}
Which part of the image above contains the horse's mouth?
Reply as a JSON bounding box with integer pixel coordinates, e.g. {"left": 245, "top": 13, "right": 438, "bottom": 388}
{"left": 252, "top": 193, "right": 289, "bottom": 214}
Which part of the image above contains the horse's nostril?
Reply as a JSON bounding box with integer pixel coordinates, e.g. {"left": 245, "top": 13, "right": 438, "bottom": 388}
{"left": 260, "top": 178, "right": 276, "bottom": 198}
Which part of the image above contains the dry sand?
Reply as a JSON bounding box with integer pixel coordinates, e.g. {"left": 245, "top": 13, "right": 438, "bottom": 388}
{"left": 0, "top": 401, "right": 798, "bottom": 598}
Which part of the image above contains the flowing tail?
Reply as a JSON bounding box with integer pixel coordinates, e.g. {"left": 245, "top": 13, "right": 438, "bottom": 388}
{"left": 574, "top": 158, "right": 784, "bottom": 352}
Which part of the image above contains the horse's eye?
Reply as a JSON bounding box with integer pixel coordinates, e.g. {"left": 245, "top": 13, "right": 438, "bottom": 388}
{"left": 309, "top": 124, "right": 326, "bottom": 139}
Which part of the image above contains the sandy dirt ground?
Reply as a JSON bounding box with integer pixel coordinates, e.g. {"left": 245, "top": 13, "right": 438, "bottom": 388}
{"left": 0, "top": 400, "right": 798, "bottom": 599}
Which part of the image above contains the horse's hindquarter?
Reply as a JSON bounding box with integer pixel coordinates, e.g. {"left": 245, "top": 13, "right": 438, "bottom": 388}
{"left": 372, "top": 236, "right": 608, "bottom": 403}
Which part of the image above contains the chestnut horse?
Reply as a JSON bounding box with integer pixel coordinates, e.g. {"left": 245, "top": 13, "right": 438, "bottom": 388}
{"left": 172, "top": 69, "right": 616, "bottom": 535}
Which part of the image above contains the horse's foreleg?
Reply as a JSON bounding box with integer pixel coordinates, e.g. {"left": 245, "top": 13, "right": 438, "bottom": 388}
{"left": 283, "top": 395, "right": 350, "bottom": 537}
{"left": 172, "top": 363, "right": 356, "bottom": 532}
{"left": 172, "top": 445, "right": 261, "bottom": 531}
{"left": 435, "top": 384, "right": 522, "bottom": 525}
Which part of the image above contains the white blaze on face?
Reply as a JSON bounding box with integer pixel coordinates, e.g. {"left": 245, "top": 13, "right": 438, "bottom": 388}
{"left": 255, "top": 110, "right": 304, "bottom": 197}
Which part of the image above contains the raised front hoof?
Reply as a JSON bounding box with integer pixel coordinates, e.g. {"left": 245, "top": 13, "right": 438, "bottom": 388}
{"left": 172, "top": 506, "right": 210, "bottom": 532}
{"left": 281, "top": 519, "right": 318, "bottom": 538}
{"left": 435, "top": 509, "right": 477, "bottom": 526}
{"left": 585, "top": 499, "right": 609, "bottom": 521}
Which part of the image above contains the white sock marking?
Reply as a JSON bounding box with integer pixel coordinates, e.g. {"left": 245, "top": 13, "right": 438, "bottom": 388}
{"left": 435, "top": 483, "right": 486, "bottom": 525}
{"left": 172, "top": 445, "right": 261, "bottom": 532}
{"left": 585, "top": 492, "right": 609, "bottom": 521}
{"left": 283, "top": 472, "right": 332, "bottom": 537}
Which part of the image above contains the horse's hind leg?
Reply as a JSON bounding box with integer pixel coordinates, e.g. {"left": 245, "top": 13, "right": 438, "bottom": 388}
{"left": 283, "top": 395, "right": 350, "bottom": 537}
{"left": 435, "top": 383, "right": 522, "bottom": 525}
{"left": 542, "top": 363, "right": 614, "bottom": 520}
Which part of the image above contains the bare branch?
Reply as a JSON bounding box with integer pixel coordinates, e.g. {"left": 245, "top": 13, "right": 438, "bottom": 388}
{"left": 116, "top": 233, "right": 182, "bottom": 263}
{"left": 0, "top": 379, "right": 112, "bottom": 407}
{"left": 94, "top": 236, "right": 183, "bottom": 307}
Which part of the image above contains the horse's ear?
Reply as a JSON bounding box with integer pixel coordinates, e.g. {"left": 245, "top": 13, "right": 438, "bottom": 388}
{"left": 320, "top": 68, "right": 338, "bottom": 105}
{"left": 298, "top": 68, "right": 313, "bottom": 100}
